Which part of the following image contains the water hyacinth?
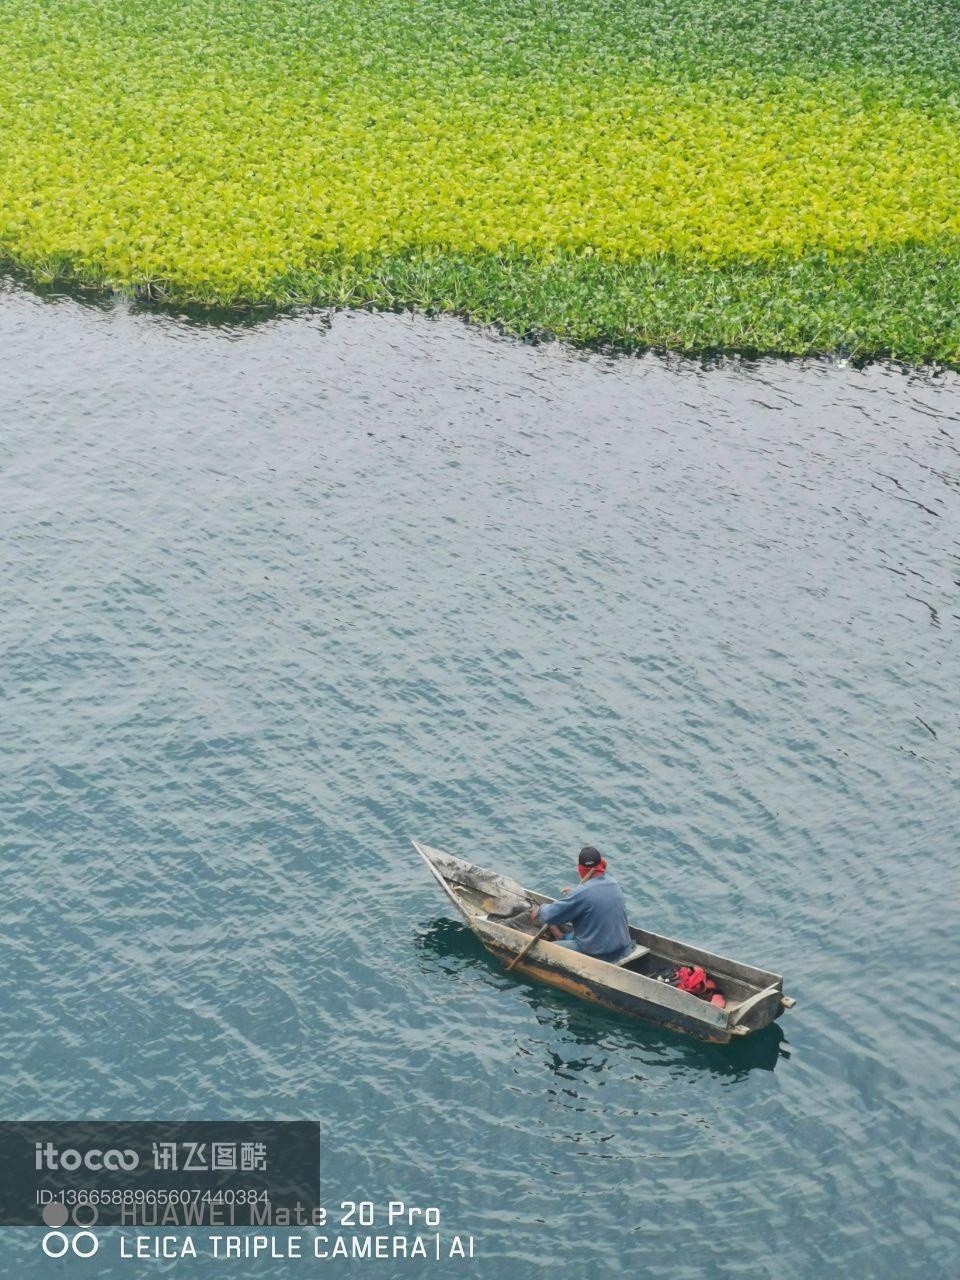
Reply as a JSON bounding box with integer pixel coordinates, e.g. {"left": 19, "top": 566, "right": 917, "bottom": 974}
{"left": 1, "top": 0, "right": 958, "bottom": 361}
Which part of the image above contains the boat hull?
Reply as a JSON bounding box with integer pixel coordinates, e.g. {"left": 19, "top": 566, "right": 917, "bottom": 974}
{"left": 482, "top": 939, "right": 737, "bottom": 1042}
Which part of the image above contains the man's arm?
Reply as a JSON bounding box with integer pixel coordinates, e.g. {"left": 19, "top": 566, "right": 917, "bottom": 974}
{"left": 531, "top": 896, "right": 582, "bottom": 929}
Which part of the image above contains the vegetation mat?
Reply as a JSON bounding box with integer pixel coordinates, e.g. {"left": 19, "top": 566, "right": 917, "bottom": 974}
{"left": 3, "top": 0, "right": 958, "bottom": 361}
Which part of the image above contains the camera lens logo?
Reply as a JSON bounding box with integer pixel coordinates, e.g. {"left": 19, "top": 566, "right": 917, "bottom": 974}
{"left": 41, "top": 1229, "right": 99, "bottom": 1257}
{"left": 43, "top": 1201, "right": 99, "bottom": 1255}
{"left": 41, "top": 1198, "right": 99, "bottom": 1227}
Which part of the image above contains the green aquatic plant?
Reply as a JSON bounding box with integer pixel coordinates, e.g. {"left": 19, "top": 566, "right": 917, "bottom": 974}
{"left": 1, "top": 0, "right": 958, "bottom": 361}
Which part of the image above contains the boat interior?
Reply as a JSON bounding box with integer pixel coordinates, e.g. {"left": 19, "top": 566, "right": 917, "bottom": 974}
{"left": 440, "top": 864, "right": 773, "bottom": 1008}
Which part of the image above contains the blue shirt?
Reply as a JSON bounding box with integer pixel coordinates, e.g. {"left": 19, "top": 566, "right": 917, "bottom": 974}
{"left": 537, "top": 875, "right": 632, "bottom": 961}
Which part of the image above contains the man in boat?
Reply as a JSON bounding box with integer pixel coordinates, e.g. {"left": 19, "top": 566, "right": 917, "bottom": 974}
{"left": 529, "top": 846, "right": 633, "bottom": 964}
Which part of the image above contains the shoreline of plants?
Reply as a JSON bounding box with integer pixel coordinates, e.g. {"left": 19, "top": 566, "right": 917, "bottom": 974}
{"left": 5, "top": 244, "right": 958, "bottom": 367}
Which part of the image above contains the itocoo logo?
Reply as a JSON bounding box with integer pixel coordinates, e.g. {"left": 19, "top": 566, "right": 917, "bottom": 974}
{"left": 35, "top": 1142, "right": 138, "bottom": 1171}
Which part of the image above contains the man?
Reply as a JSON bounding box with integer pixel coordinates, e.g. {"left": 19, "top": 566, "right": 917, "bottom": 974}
{"left": 530, "top": 846, "right": 632, "bottom": 964}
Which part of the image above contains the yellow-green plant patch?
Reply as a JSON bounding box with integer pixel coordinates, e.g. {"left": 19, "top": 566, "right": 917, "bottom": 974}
{"left": 1, "top": 0, "right": 958, "bottom": 362}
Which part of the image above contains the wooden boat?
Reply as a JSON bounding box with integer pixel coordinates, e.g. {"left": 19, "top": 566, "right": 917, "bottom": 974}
{"left": 414, "top": 841, "right": 794, "bottom": 1043}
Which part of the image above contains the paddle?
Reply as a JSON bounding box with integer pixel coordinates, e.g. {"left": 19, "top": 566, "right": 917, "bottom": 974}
{"left": 505, "top": 867, "right": 596, "bottom": 972}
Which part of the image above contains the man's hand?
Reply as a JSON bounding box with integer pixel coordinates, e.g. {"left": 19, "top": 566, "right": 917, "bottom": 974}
{"left": 529, "top": 907, "right": 539, "bottom": 923}
{"left": 560, "top": 886, "right": 573, "bottom": 896}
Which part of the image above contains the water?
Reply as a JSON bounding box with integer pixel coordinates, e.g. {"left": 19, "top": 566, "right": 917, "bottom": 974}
{"left": 1, "top": 278, "right": 957, "bottom": 1278}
